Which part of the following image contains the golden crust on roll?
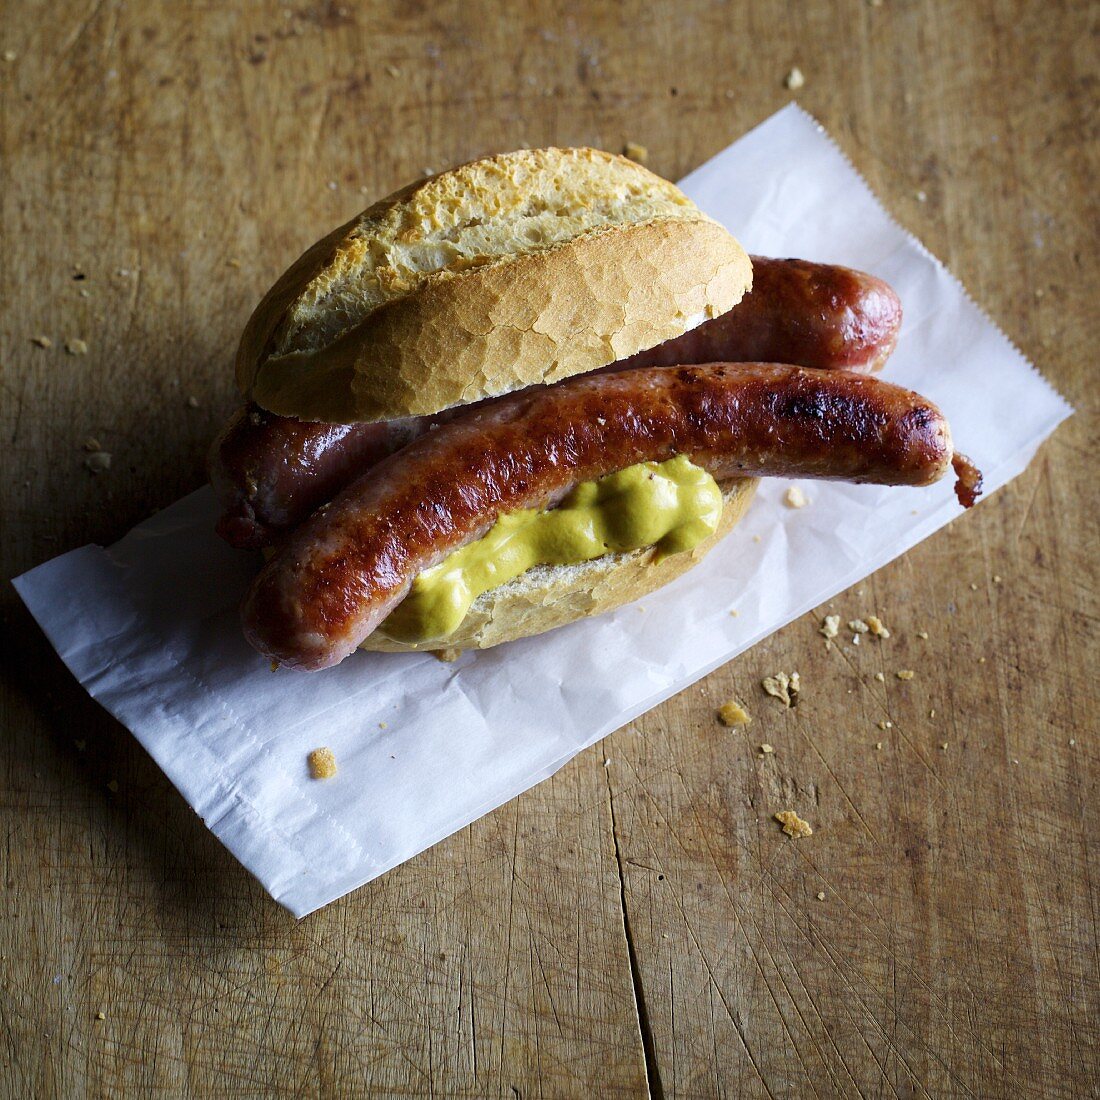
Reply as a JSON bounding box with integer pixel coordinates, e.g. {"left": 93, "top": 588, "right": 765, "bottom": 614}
{"left": 362, "top": 478, "right": 757, "bottom": 656}
{"left": 236, "top": 147, "right": 753, "bottom": 423}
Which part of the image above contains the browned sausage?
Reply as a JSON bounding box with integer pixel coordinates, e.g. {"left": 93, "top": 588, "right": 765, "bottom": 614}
{"left": 211, "top": 257, "right": 903, "bottom": 548}
{"left": 242, "top": 363, "right": 954, "bottom": 671}
{"left": 619, "top": 256, "right": 901, "bottom": 373}
{"left": 208, "top": 406, "right": 425, "bottom": 549}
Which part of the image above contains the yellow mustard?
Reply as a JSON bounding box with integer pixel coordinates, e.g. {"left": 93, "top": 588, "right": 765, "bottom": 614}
{"left": 378, "top": 455, "right": 722, "bottom": 645}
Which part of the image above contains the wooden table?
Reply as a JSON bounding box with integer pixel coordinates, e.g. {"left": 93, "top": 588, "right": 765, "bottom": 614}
{"left": 2, "top": 2, "right": 1095, "bottom": 1095}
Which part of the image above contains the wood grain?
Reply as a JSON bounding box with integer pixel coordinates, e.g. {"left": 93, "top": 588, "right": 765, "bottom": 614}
{"left": 1, "top": 1, "right": 1095, "bottom": 1096}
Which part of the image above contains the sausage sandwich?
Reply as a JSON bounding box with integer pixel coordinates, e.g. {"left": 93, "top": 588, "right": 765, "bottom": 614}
{"left": 211, "top": 148, "right": 980, "bottom": 670}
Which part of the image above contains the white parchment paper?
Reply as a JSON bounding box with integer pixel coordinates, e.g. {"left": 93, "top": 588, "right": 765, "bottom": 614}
{"left": 13, "top": 106, "right": 1071, "bottom": 917}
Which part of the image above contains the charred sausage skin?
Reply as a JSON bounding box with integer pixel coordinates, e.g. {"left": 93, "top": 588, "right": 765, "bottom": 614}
{"left": 242, "top": 362, "right": 951, "bottom": 671}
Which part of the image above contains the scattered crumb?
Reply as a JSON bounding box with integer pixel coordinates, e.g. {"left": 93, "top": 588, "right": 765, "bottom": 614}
{"left": 916, "top": 190, "right": 928, "bottom": 203}
{"left": 917, "top": 630, "right": 929, "bottom": 640}
{"left": 875, "top": 741, "right": 883, "bottom": 750}
{"left": 752, "top": 534, "right": 761, "bottom": 542}
{"left": 31, "top": 335, "right": 52, "bottom": 348}
{"left": 1012, "top": 759, "right": 1020, "bottom": 765}
{"left": 433, "top": 647, "right": 462, "bottom": 662}
{"left": 82, "top": 437, "right": 101, "bottom": 451}
{"left": 816, "top": 891, "right": 826, "bottom": 901}
{"left": 65, "top": 338, "right": 88, "bottom": 355}
{"left": 115, "top": 268, "right": 132, "bottom": 277}
{"left": 929, "top": 709, "right": 935, "bottom": 718}
{"left": 74, "top": 740, "right": 86, "bottom": 751}
{"left": 385, "top": 64, "right": 400, "bottom": 77}
{"left": 270, "top": 660, "right": 279, "bottom": 672}
{"left": 877, "top": 720, "right": 893, "bottom": 730}
{"left": 784, "top": 485, "right": 809, "bottom": 508}
{"left": 106, "top": 780, "right": 119, "bottom": 793}
{"left": 83, "top": 451, "right": 111, "bottom": 474}
{"left": 186, "top": 395, "right": 200, "bottom": 408}
{"left": 1069, "top": 739, "right": 1076, "bottom": 746}
{"left": 623, "top": 141, "right": 648, "bottom": 164}
{"left": 761, "top": 672, "right": 799, "bottom": 708}
{"left": 79, "top": 289, "right": 90, "bottom": 297}
{"left": 848, "top": 619, "right": 870, "bottom": 634}
{"left": 96, "top": 1011, "right": 106, "bottom": 1021}
{"left": 774, "top": 810, "right": 812, "bottom": 838}
{"left": 327, "top": 180, "right": 338, "bottom": 190}
{"left": 307, "top": 747, "right": 337, "bottom": 780}
{"left": 897, "top": 669, "right": 915, "bottom": 681}
{"left": 970, "top": 583, "right": 978, "bottom": 590}
{"left": 866, "top": 615, "right": 891, "bottom": 638}
{"left": 717, "top": 700, "right": 751, "bottom": 727}
{"left": 378, "top": 721, "right": 387, "bottom": 729}
{"left": 784, "top": 66, "right": 805, "bottom": 90}
{"left": 978, "top": 657, "right": 986, "bottom": 664}
{"left": 874, "top": 672, "right": 885, "bottom": 682}
{"left": 759, "top": 743, "right": 774, "bottom": 754}
{"left": 852, "top": 634, "right": 861, "bottom": 646}
{"left": 729, "top": 609, "right": 739, "bottom": 617}
{"left": 604, "top": 758, "right": 611, "bottom": 767}
{"left": 820, "top": 614, "right": 840, "bottom": 639}
{"left": 940, "top": 742, "right": 948, "bottom": 751}
{"left": 993, "top": 574, "right": 1003, "bottom": 584}
{"left": 226, "top": 257, "right": 241, "bottom": 268}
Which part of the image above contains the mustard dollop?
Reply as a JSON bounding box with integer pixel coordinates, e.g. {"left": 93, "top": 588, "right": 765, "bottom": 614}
{"left": 378, "top": 455, "right": 722, "bottom": 645}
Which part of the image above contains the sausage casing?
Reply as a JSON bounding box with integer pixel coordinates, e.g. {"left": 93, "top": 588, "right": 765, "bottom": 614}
{"left": 242, "top": 363, "right": 952, "bottom": 670}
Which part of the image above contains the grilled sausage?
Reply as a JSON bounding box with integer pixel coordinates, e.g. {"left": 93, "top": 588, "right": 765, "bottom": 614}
{"left": 211, "top": 257, "right": 903, "bottom": 548}
{"left": 242, "top": 363, "right": 953, "bottom": 670}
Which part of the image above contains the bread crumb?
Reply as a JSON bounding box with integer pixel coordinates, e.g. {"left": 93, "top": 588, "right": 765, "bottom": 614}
{"left": 385, "top": 64, "right": 400, "bottom": 77}
{"left": 940, "top": 742, "right": 948, "bottom": 750}
{"left": 96, "top": 1011, "right": 106, "bottom": 1021}
{"left": 65, "top": 338, "right": 88, "bottom": 355}
{"left": 622, "top": 141, "right": 648, "bottom": 164}
{"left": 848, "top": 619, "right": 870, "bottom": 634}
{"left": 74, "top": 740, "right": 86, "bottom": 751}
{"left": 896, "top": 669, "right": 915, "bottom": 681}
{"left": 31, "top": 335, "right": 52, "bottom": 348}
{"left": 83, "top": 451, "right": 111, "bottom": 474}
{"left": 82, "top": 437, "right": 101, "bottom": 452}
{"left": 978, "top": 657, "right": 986, "bottom": 664}
{"left": 852, "top": 633, "right": 861, "bottom": 645}
{"left": 875, "top": 741, "right": 883, "bottom": 750}
{"left": 916, "top": 190, "right": 928, "bottom": 203}
{"left": 1069, "top": 739, "right": 1076, "bottom": 746}
{"left": 226, "top": 257, "right": 241, "bottom": 268}
{"left": 970, "top": 583, "right": 978, "bottom": 590}
{"left": 784, "top": 485, "right": 809, "bottom": 508}
{"left": 186, "top": 395, "right": 200, "bottom": 408}
{"left": 993, "top": 574, "right": 1003, "bottom": 584}
{"left": 378, "top": 721, "right": 387, "bottom": 729}
{"left": 816, "top": 891, "right": 826, "bottom": 901}
{"left": 784, "top": 67, "right": 805, "bottom": 90}
{"left": 820, "top": 614, "right": 840, "bottom": 639}
{"left": 308, "top": 747, "right": 337, "bottom": 780}
{"left": 717, "top": 700, "right": 751, "bottom": 727}
{"left": 759, "top": 743, "right": 774, "bottom": 754}
{"left": 604, "top": 758, "right": 611, "bottom": 767}
{"left": 752, "top": 534, "right": 761, "bottom": 542}
{"left": 917, "top": 630, "right": 929, "bottom": 640}
{"left": 761, "top": 672, "right": 799, "bottom": 708}
{"left": 327, "top": 180, "right": 338, "bottom": 191}
{"left": 774, "top": 810, "right": 812, "bottom": 838}
{"left": 877, "top": 719, "right": 893, "bottom": 730}
{"left": 106, "top": 780, "right": 119, "bottom": 793}
{"left": 729, "top": 609, "right": 739, "bottom": 617}
{"left": 433, "top": 647, "right": 462, "bottom": 662}
{"left": 874, "top": 672, "right": 885, "bottom": 682}
{"left": 866, "top": 615, "right": 891, "bottom": 638}
{"left": 929, "top": 708, "right": 935, "bottom": 718}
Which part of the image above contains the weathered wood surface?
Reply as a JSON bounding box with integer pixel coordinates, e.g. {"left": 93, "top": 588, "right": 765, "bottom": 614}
{"left": 1, "top": 2, "right": 1095, "bottom": 1096}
